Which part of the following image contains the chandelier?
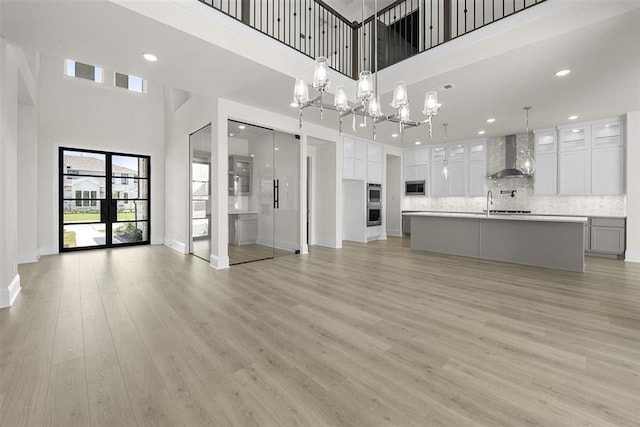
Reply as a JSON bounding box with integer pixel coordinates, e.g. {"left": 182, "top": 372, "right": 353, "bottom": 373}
{"left": 292, "top": 0, "right": 440, "bottom": 142}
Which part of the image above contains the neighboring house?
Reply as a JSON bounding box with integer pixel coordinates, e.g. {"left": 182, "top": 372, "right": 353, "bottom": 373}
{"left": 62, "top": 155, "right": 138, "bottom": 213}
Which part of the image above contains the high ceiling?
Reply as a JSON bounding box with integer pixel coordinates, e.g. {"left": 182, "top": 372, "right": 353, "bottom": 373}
{"left": 1, "top": 0, "right": 639, "bottom": 146}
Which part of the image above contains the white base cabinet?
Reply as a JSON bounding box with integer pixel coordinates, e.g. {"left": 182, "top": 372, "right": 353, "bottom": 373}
{"left": 229, "top": 213, "right": 258, "bottom": 246}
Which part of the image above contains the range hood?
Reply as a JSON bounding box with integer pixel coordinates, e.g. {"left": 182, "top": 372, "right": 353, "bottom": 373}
{"left": 488, "top": 134, "right": 533, "bottom": 179}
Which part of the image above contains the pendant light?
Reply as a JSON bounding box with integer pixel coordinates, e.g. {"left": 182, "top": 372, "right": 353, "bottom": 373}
{"left": 442, "top": 123, "right": 449, "bottom": 180}
{"left": 522, "top": 106, "right": 535, "bottom": 175}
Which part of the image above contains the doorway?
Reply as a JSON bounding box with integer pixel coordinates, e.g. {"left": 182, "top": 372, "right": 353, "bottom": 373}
{"left": 59, "top": 147, "right": 150, "bottom": 251}
{"left": 189, "top": 124, "right": 212, "bottom": 262}
{"left": 227, "top": 120, "right": 300, "bottom": 265}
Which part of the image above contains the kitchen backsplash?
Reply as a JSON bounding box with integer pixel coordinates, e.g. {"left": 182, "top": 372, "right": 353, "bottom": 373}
{"left": 402, "top": 133, "right": 627, "bottom": 217}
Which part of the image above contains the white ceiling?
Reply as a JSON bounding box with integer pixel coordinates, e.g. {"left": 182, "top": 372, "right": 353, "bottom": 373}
{"left": 1, "top": 0, "right": 639, "bottom": 147}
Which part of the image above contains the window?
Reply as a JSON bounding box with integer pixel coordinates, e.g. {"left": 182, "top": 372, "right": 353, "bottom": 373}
{"left": 83, "top": 190, "right": 90, "bottom": 207}
{"left": 90, "top": 191, "right": 97, "bottom": 207}
{"left": 115, "top": 72, "right": 145, "bottom": 93}
{"left": 121, "top": 173, "right": 129, "bottom": 184}
{"left": 65, "top": 59, "right": 103, "bottom": 83}
{"left": 75, "top": 190, "right": 82, "bottom": 207}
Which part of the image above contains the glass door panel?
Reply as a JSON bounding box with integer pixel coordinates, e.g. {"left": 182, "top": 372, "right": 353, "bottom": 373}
{"left": 273, "top": 130, "right": 300, "bottom": 258}
{"left": 228, "top": 120, "right": 275, "bottom": 265}
{"left": 59, "top": 148, "right": 150, "bottom": 251}
{"left": 189, "top": 124, "right": 212, "bottom": 261}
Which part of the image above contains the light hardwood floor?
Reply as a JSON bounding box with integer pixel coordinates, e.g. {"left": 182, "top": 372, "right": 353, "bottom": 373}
{"left": 2, "top": 237, "right": 640, "bottom": 426}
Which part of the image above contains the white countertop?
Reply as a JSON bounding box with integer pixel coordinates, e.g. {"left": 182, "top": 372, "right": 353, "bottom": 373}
{"left": 404, "top": 211, "right": 588, "bottom": 223}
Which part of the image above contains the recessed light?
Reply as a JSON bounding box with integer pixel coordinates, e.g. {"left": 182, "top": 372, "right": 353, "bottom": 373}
{"left": 359, "top": 122, "right": 366, "bottom": 127}
{"left": 290, "top": 102, "right": 298, "bottom": 107}
{"left": 392, "top": 133, "right": 398, "bottom": 138}
{"left": 437, "top": 103, "right": 442, "bottom": 108}
{"left": 229, "top": 133, "right": 234, "bottom": 137}
{"left": 250, "top": 154, "right": 255, "bottom": 157}
{"left": 415, "top": 141, "right": 421, "bottom": 145}
{"left": 274, "top": 147, "right": 279, "bottom": 151}
{"left": 555, "top": 69, "right": 571, "bottom": 77}
{"left": 143, "top": 53, "right": 158, "bottom": 62}
{"left": 478, "top": 130, "right": 486, "bottom": 135}
{"left": 568, "top": 115, "right": 579, "bottom": 120}
{"left": 238, "top": 125, "right": 246, "bottom": 130}
{"left": 572, "top": 129, "right": 580, "bottom": 133}
{"left": 486, "top": 118, "right": 495, "bottom": 123}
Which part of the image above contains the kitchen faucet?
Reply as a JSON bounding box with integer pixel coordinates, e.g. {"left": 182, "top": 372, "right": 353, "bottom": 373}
{"left": 486, "top": 190, "right": 493, "bottom": 217}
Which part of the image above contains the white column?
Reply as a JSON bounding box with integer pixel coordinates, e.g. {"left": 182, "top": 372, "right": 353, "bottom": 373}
{"left": 211, "top": 100, "right": 229, "bottom": 269}
{"left": 625, "top": 111, "right": 640, "bottom": 262}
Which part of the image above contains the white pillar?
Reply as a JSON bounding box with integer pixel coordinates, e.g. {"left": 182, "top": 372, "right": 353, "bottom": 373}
{"left": 625, "top": 111, "right": 640, "bottom": 262}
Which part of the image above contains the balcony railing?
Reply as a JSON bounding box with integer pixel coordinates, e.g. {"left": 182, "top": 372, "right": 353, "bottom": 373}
{"left": 198, "top": 0, "right": 546, "bottom": 79}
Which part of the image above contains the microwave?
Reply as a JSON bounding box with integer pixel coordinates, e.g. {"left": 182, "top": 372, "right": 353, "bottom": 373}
{"left": 405, "top": 180, "right": 425, "bottom": 196}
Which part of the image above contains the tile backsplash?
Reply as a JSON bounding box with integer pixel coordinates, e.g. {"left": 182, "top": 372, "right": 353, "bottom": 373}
{"left": 402, "top": 133, "right": 626, "bottom": 217}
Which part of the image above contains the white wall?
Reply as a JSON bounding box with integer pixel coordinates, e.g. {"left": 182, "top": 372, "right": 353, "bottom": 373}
{"left": 37, "top": 53, "right": 166, "bottom": 253}
{"left": 386, "top": 154, "right": 402, "bottom": 236}
{"left": 17, "top": 104, "right": 39, "bottom": 263}
{"left": 1, "top": 40, "right": 21, "bottom": 307}
{"left": 626, "top": 111, "right": 640, "bottom": 262}
{"left": 314, "top": 141, "right": 339, "bottom": 247}
{"left": 164, "top": 92, "right": 216, "bottom": 255}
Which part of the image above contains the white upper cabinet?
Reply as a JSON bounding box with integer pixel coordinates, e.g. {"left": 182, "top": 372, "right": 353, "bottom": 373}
{"left": 415, "top": 147, "right": 429, "bottom": 165}
{"left": 367, "top": 142, "right": 382, "bottom": 163}
{"left": 343, "top": 136, "right": 366, "bottom": 180}
{"left": 592, "top": 121, "right": 623, "bottom": 148}
{"left": 557, "top": 118, "right": 624, "bottom": 196}
{"left": 431, "top": 145, "right": 446, "bottom": 163}
{"left": 559, "top": 150, "right": 591, "bottom": 195}
{"left": 446, "top": 143, "right": 467, "bottom": 163}
{"left": 403, "top": 147, "right": 430, "bottom": 187}
{"left": 468, "top": 141, "right": 486, "bottom": 162}
{"left": 559, "top": 125, "right": 590, "bottom": 152}
{"left": 534, "top": 129, "right": 557, "bottom": 195}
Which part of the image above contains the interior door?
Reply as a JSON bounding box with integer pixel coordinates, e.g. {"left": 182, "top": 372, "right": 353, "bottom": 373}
{"left": 59, "top": 148, "right": 150, "bottom": 251}
{"left": 227, "top": 121, "right": 300, "bottom": 265}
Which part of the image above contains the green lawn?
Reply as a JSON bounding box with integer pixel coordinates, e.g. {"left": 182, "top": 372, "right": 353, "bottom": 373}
{"left": 63, "top": 231, "right": 76, "bottom": 248}
{"left": 64, "top": 212, "right": 136, "bottom": 222}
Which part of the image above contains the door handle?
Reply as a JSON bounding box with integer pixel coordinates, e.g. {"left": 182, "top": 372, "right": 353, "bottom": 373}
{"left": 273, "top": 179, "right": 279, "bottom": 209}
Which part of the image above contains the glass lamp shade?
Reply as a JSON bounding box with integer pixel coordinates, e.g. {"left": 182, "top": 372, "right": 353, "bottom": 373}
{"left": 523, "top": 150, "right": 535, "bottom": 175}
{"left": 400, "top": 103, "right": 411, "bottom": 122}
{"left": 442, "top": 161, "right": 449, "bottom": 180}
{"left": 293, "top": 79, "right": 309, "bottom": 105}
{"left": 390, "top": 81, "right": 408, "bottom": 108}
{"left": 313, "top": 57, "right": 330, "bottom": 90}
{"left": 423, "top": 91, "right": 438, "bottom": 115}
{"left": 368, "top": 95, "right": 382, "bottom": 117}
{"left": 334, "top": 86, "right": 349, "bottom": 111}
{"left": 356, "top": 70, "right": 374, "bottom": 101}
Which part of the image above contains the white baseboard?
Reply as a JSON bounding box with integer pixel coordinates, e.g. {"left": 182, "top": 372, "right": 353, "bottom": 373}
{"left": 300, "top": 243, "right": 309, "bottom": 255}
{"left": 164, "top": 237, "right": 187, "bottom": 254}
{"left": 40, "top": 246, "right": 57, "bottom": 256}
{"left": 386, "top": 228, "right": 402, "bottom": 237}
{"left": 316, "top": 238, "right": 341, "bottom": 248}
{"left": 625, "top": 250, "right": 640, "bottom": 263}
{"left": 210, "top": 254, "right": 230, "bottom": 270}
{"left": 17, "top": 250, "right": 40, "bottom": 264}
{"left": 0, "top": 274, "right": 21, "bottom": 308}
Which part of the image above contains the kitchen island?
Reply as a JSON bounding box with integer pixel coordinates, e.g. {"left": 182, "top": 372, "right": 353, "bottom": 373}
{"left": 404, "top": 212, "right": 588, "bottom": 272}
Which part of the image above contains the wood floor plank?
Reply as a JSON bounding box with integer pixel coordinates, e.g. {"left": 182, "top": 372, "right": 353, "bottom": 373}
{"left": 86, "top": 365, "right": 137, "bottom": 427}
{"left": 3, "top": 239, "right": 640, "bottom": 426}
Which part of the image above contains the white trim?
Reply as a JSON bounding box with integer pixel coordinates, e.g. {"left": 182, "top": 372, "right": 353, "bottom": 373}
{"left": 386, "top": 229, "right": 403, "bottom": 237}
{"left": 210, "top": 254, "right": 230, "bottom": 270}
{"left": 300, "top": 243, "right": 309, "bottom": 255}
{"left": 0, "top": 274, "right": 21, "bottom": 308}
{"left": 625, "top": 250, "right": 640, "bottom": 263}
{"left": 39, "top": 246, "right": 57, "bottom": 256}
{"left": 164, "top": 237, "right": 187, "bottom": 254}
{"left": 17, "top": 250, "right": 40, "bottom": 264}
{"left": 316, "top": 238, "right": 341, "bottom": 249}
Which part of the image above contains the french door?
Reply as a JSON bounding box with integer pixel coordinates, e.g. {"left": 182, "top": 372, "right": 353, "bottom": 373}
{"left": 59, "top": 147, "right": 150, "bottom": 251}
